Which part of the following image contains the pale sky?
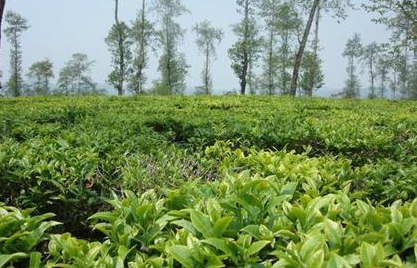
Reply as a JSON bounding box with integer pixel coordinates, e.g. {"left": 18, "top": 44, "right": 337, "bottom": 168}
{"left": 1, "top": 0, "right": 390, "bottom": 95}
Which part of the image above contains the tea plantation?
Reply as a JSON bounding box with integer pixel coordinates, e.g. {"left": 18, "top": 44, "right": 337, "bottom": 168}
{"left": 1, "top": 96, "right": 417, "bottom": 267}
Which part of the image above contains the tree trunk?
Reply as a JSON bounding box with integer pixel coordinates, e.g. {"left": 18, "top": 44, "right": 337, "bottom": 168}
{"left": 290, "top": 0, "right": 320, "bottom": 96}
{"left": 307, "top": 3, "right": 321, "bottom": 97}
{"left": 114, "top": 0, "right": 119, "bottom": 24}
{"left": 114, "top": 0, "right": 124, "bottom": 96}
{"left": 370, "top": 60, "right": 375, "bottom": 97}
{"left": 267, "top": 29, "right": 274, "bottom": 95}
{"left": 137, "top": 0, "right": 146, "bottom": 94}
{"left": 240, "top": 0, "right": 250, "bottom": 95}
{"left": 0, "top": 0, "right": 6, "bottom": 89}
{"left": 204, "top": 41, "right": 210, "bottom": 94}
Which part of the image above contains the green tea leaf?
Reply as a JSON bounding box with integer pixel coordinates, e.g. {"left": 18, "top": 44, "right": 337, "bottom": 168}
{"left": 202, "top": 238, "right": 234, "bottom": 257}
{"left": 0, "top": 253, "right": 28, "bottom": 268}
{"left": 207, "top": 199, "right": 222, "bottom": 223}
{"left": 245, "top": 240, "right": 270, "bottom": 257}
{"left": 190, "top": 210, "right": 212, "bottom": 238}
{"left": 211, "top": 216, "right": 232, "bottom": 238}
{"left": 168, "top": 245, "right": 196, "bottom": 268}
{"left": 299, "top": 235, "right": 324, "bottom": 261}
{"left": 326, "top": 253, "right": 352, "bottom": 268}
{"left": 29, "top": 252, "right": 41, "bottom": 268}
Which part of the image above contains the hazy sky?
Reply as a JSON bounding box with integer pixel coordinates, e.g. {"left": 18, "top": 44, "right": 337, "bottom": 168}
{"left": 1, "top": 0, "right": 390, "bottom": 95}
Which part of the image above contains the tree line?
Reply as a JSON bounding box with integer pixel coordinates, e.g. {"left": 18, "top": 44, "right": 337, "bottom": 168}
{"left": 0, "top": 0, "right": 416, "bottom": 98}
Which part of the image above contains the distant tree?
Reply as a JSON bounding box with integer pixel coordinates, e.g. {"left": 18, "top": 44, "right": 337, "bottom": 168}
{"left": 27, "top": 59, "right": 54, "bottom": 95}
{"left": 58, "top": 53, "right": 96, "bottom": 95}
{"left": 289, "top": 0, "right": 320, "bottom": 95}
{"left": 376, "top": 54, "right": 390, "bottom": 98}
{"left": 299, "top": 50, "right": 324, "bottom": 95}
{"left": 290, "top": 0, "right": 354, "bottom": 95}
{"left": 0, "top": 0, "right": 5, "bottom": 47}
{"left": 152, "top": 0, "right": 189, "bottom": 95}
{"left": 257, "top": 0, "right": 297, "bottom": 95}
{"left": 4, "top": 11, "right": 29, "bottom": 97}
{"left": 228, "top": 0, "right": 261, "bottom": 95}
{"left": 386, "top": 46, "right": 408, "bottom": 99}
{"left": 106, "top": 0, "right": 133, "bottom": 95}
{"left": 0, "top": 0, "right": 6, "bottom": 88}
{"left": 129, "top": 0, "right": 154, "bottom": 94}
{"left": 364, "top": 0, "right": 417, "bottom": 99}
{"left": 342, "top": 33, "right": 362, "bottom": 98}
{"left": 361, "top": 42, "right": 383, "bottom": 98}
{"left": 193, "top": 20, "right": 223, "bottom": 95}
{"left": 364, "top": 0, "right": 416, "bottom": 48}
{"left": 274, "top": 2, "right": 301, "bottom": 95}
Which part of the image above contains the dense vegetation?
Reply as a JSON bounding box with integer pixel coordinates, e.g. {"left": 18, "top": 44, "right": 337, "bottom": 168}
{"left": 1, "top": 96, "right": 417, "bottom": 267}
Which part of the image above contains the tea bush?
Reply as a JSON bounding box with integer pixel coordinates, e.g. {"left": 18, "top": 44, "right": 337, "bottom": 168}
{"left": 1, "top": 96, "right": 417, "bottom": 267}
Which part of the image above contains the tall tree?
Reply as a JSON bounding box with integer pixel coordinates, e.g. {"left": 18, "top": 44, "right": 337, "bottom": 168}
{"left": 129, "top": 0, "right": 154, "bottom": 94}
{"left": 27, "top": 59, "right": 54, "bottom": 95}
{"left": 58, "top": 53, "right": 96, "bottom": 95}
{"left": 364, "top": 0, "right": 416, "bottom": 50}
{"left": 289, "top": 0, "right": 320, "bottom": 95}
{"left": 299, "top": 50, "right": 324, "bottom": 95}
{"left": 257, "top": 0, "right": 281, "bottom": 95}
{"left": 376, "top": 54, "right": 390, "bottom": 98}
{"left": 304, "top": 1, "right": 322, "bottom": 97}
{"left": 193, "top": 20, "right": 223, "bottom": 94}
{"left": 275, "top": 2, "right": 301, "bottom": 95}
{"left": 0, "top": 0, "right": 6, "bottom": 89}
{"left": 152, "top": 0, "right": 189, "bottom": 95}
{"left": 364, "top": 0, "right": 417, "bottom": 98}
{"left": 106, "top": 0, "right": 133, "bottom": 95}
{"left": 289, "top": 0, "right": 353, "bottom": 95}
{"left": 342, "top": 33, "right": 362, "bottom": 98}
{"left": 229, "top": 0, "right": 261, "bottom": 95}
{"left": 4, "top": 11, "right": 29, "bottom": 97}
{"left": 361, "top": 42, "right": 383, "bottom": 98}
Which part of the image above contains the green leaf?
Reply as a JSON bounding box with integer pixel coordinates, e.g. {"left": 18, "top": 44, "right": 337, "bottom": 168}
{"left": 171, "top": 219, "right": 198, "bottom": 236}
{"left": 29, "top": 252, "right": 41, "bottom": 268}
{"left": 415, "top": 244, "right": 417, "bottom": 262}
{"left": 88, "top": 211, "right": 117, "bottom": 223}
{"left": 168, "top": 245, "right": 196, "bottom": 268}
{"left": 360, "top": 242, "right": 382, "bottom": 266}
{"left": 242, "top": 225, "right": 261, "bottom": 240}
{"left": 324, "top": 219, "right": 342, "bottom": 249}
{"left": 410, "top": 200, "right": 417, "bottom": 218}
{"left": 207, "top": 199, "right": 222, "bottom": 223}
{"left": 0, "top": 253, "right": 28, "bottom": 268}
{"left": 280, "top": 182, "right": 298, "bottom": 197}
{"left": 326, "top": 253, "right": 352, "bottom": 268}
{"left": 245, "top": 240, "right": 270, "bottom": 257}
{"left": 190, "top": 210, "right": 212, "bottom": 238}
{"left": 202, "top": 238, "right": 234, "bottom": 257}
{"left": 206, "top": 253, "right": 225, "bottom": 268}
{"left": 299, "top": 235, "right": 324, "bottom": 261}
{"left": 211, "top": 216, "right": 232, "bottom": 238}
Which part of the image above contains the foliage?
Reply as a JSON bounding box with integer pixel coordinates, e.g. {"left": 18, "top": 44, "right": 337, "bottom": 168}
{"left": 299, "top": 51, "right": 324, "bottom": 95}
{"left": 363, "top": 0, "right": 417, "bottom": 99}
{"left": 27, "top": 59, "right": 54, "bottom": 95}
{"left": 228, "top": 0, "right": 261, "bottom": 95}
{"left": 256, "top": 1, "right": 301, "bottom": 95}
{"left": 193, "top": 20, "right": 223, "bottom": 95}
{"left": 152, "top": 0, "right": 189, "bottom": 95}
{"left": 57, "top": 53, "right": 97, "bottom": 95}
{"left": 3, "top": 11, "right": 29, "bottom": 97}
{"left": 1, "top": 96, "right": 417, "bottom": 266}
{"left": 342, "top": 33, "right": 362, "bottom": 98}
{"left": 0, "top": 203, "right": 59, "bottom": 267}
{"left": 105, "top": 21, "right": 134, "bottom": 96}
{"left": 129, "top": 1, "right": 155, "bottom": 95}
